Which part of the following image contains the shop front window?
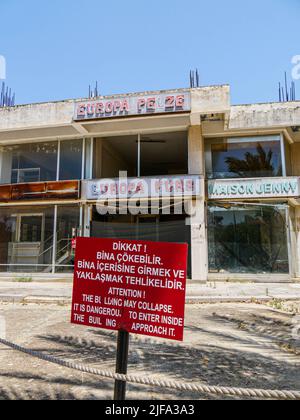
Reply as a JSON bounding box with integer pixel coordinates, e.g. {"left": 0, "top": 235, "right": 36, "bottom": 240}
{"left": 0, "top": 207, "right": 54, "bottom": 273}
{"left": 0, "top": 205, "right": 81, "bottom": 273}
{"left": 59, "top": 139, "right": 83, "bottom": 181}
{"left": 206, "top": 136, "right": 283, "bottom": 179}
{"left": 208, "top": 204, "right": 289, "bottom": 274}
{"left": 0, "top": 142, "right": 58, "bottom": 185}
{"left": 0, "top": 139, "right": 84, "bottom": 185}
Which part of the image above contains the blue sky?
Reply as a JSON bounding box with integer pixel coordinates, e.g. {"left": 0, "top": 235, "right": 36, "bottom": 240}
{"left": 1, "top": 0, "right": 299, "bottom": 105}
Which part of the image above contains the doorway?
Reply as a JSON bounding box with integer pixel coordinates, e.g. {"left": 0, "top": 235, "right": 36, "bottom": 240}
{"left": 9, "top": 213, "right": 44, "bottom": 268}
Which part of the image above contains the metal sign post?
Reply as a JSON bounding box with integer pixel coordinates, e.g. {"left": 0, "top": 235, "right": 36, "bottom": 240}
{"left": 114, "top": 330, "right": 130, "bottom": 401}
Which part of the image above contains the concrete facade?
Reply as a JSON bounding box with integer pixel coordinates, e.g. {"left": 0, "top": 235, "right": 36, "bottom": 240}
{"left": 0, "top": 85, "right": 300, "bottom": 282}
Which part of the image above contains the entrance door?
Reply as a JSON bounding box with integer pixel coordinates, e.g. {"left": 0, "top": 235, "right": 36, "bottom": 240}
{"left": 9, "top": 214, "right": 44, "bottom": 269}
{"left": 19, "top": 215, "right": 43, "bottom": 243}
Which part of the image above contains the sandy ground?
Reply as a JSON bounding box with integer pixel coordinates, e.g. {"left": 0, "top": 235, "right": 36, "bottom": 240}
{"left": 0, "top": 301, "right": 299, "bottom": 400}
{"left": 1, "top": 281, "right": 300, "bottom": 302}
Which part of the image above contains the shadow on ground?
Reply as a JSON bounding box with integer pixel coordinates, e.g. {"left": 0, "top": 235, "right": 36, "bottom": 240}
{"left": 0, "top": 307, "right": 299, "bottom": 400}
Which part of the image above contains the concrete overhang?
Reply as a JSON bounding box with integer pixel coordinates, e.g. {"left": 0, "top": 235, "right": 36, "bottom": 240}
{"left": 229, "top": 102, "right": 300, "bottom": 129}
{"left": 0, "top": 125, "right": 80, "bottom": 144}
{"left": 200, "top": 101, "right": 300, "bottom": 142}
{"left": 76, "top": 113, "right": 191, "bottom": 137}
{"left": 0, "top": 113, "right": 191, "bottom": 144}
{"left": 3, "top": 86, "right": 300, "bottom": 143}
{"left": 0, "top": 86, "right": 232, "bottom": 143}
{"left": 227, "top": 101, "right": 300, "bottom": 142}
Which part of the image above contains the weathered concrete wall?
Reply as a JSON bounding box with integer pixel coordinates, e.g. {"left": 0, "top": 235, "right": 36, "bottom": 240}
{"left": 291, "top": 143, "right": 300, "bottom": 176}
{"left": 0, "top": 88, "right": 192, "bottom": 131}
{"left": 229, "top": 102, "right": 300, "bottom": 130}
{"left": 188, "top": 126, "right": 208, "bottom": 281}
{"left": 0, "top": 87, "right": 232, "bottom": 132}
{"left": 191, "top": 85, "right": 231, "bottom": 116}
{"left": 1, "top": 86, "right": 300, "bottom": 145}
{"left": 0, "top": 100, "right": 75, "bottom": 131}
{"left": 189, "top": 194, "right": 208, "bottom": 282}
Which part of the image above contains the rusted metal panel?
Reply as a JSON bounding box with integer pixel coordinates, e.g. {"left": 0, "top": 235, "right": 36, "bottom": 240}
{"left": 46, "top": 181, "right": 80, "bottom": 199}
{"left": 0, "top": 185, "right": 11, "bottom": 201}
{"left": 0, "top": 181, "right": 80, "bottom": 202}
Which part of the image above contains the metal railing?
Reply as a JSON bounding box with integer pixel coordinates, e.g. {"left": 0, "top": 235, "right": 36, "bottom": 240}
{"left": 0, "top": 237, "right": 74, "bottom": 273}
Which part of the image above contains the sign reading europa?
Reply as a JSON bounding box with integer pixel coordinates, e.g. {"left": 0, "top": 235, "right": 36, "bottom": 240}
{"left": 74, "top": 92, "right": 191, "bottom": 120}
{"left": 71, "top": 238, "right": 188, "bottom": 341}
{"left": 208, "top": 177, "right": 300, "bottom": 200}
{"left": 82, "top": 175, "right": 201, "bottom": 201}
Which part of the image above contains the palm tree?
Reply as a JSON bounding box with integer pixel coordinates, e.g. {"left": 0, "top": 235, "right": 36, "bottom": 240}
{"left": 225, "top": 144, "right": 277, "bottom": 177}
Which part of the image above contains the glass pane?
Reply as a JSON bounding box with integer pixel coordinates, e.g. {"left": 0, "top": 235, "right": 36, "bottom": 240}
{"left": 209, "top": 138, "right": 282, "bottom": 179}
{"left": 1, "top": 142, "right": 58, "bottom": 184}
{"left": 59, "top": 139, "right": 83, "bottom": 181}
{"left": 84, "top": 138, "right": 93, "bottom": 179}
{"left": 208, "top": 205, "right": 289, "bottom": 274}
{"left": 55, "top": 205, "right": 80, "bottom": 273}
{"left": 0, "top": 206, "right": 54, "bottom": 273}
{"left": 20, "top": 216, "right": 42, "bottom": 242}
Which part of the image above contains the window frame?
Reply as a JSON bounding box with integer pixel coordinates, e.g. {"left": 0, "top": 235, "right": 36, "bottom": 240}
{"left": 0, "top": 138, "right": 86, "bottom": 185}
{"left": 205, "top": 134, "right": 286, "bottom": 180}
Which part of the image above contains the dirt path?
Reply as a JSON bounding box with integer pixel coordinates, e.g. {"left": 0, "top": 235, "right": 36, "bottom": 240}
{"left": 0, "top": 302, "right": 299, "bottom": 400}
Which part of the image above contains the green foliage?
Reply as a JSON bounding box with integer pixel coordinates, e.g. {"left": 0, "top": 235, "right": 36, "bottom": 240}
{"left": 14, "top": 277, "right": 33, "bottom": 283}
{"left": 225, "top": 144, "right": 275, "bottom": 177}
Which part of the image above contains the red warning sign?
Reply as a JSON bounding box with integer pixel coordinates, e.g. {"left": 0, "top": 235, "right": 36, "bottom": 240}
{"left": 71, "top": 238, "right": 188, "bottom": 341}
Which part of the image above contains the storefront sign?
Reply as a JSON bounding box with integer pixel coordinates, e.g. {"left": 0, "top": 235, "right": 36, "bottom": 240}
{"left": 71, "top": 238, "right": 188, "bottom": 341}
{"left": 82, "top": 176, "right": 202, "bottom": 201}
{"left": 74, "top": 92, "right": 191, "bottom": 121}
{"left": 208, "top": 177, "right": 300, "bottom": 200}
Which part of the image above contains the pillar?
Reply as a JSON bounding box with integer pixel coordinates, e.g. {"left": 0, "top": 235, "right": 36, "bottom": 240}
{"left": 188, "top": 125, "right": 208, "bottom": 282}
{"left": 83, "top": 204, "right": 92, "bottom": 238}
{"left": 0, "top": 148, "right": 13, "bottom": 184}
{"left": 293, "top": 207, "right": 300, "bottom": 278}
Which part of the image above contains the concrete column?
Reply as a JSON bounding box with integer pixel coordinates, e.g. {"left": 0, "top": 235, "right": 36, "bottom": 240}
{"left": 189, "top": 191, "right": 208, "bottom": 282}
{"left": 188, "top": 125, "right": 208, "bottom": 282}
{"left": 94, "top": 138, "right": 103, "bottom": 179}
{"left": 293, "top": 207, "right": 300, "bottom": 278}
{"left": 52, "top": 205, "right": 58, "bottom": 274}
{"left": 0, "top": 148, "right": 13, "bottom": 184}
{"left": 84, "top": 138, "right": 94, "bottom": 180}
{"left": 188, "top": 125, "right": 205, "bottom": 176}
{"left": 83, "top": 204, "right": 92, "bottom": 237}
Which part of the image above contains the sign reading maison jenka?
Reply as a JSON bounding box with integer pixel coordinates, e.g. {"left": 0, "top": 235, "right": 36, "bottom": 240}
{"left": 208, "top": 177, "right": 300, "bottom": 200}
{"left": 74, "top": 92, "right": 191, "bottom": 121}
